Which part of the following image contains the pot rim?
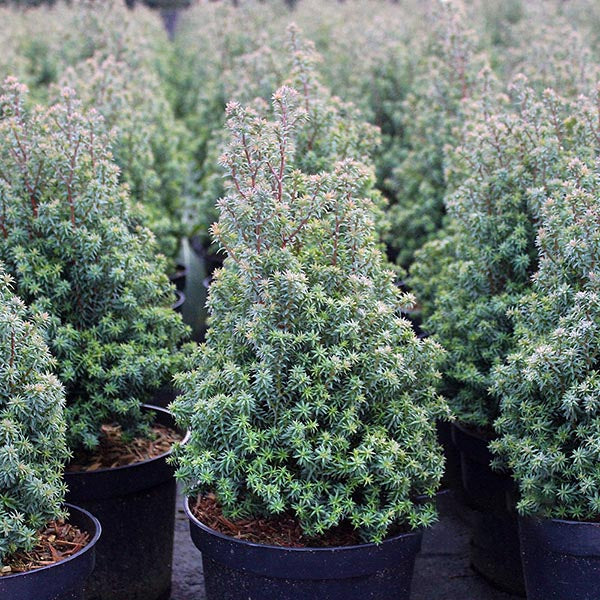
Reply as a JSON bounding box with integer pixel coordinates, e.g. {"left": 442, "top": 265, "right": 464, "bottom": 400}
{"left": 184, "top": 495, "right": 421, "bottom": 553}
{"left": 172, "top": 289, "right": 185, "bottom": 310}
{"left": 520, "top": 514, "right": 600, "bottom": 528}
{"left": 0, "top": 503, "right": 101, "bottom": 582}
{"left": 66, "top": 404, "right": 190, "bottom": 476}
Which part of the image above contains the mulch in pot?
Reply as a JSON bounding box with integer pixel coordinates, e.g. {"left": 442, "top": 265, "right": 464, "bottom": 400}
{"left": 0, "top": 520, "right": 90, "bottom": 576}
{"left": 67, "top": 422, "right": 183, "bottom": 472}
{"left": 191, "top": 493, "right": 409, "bottom": 548}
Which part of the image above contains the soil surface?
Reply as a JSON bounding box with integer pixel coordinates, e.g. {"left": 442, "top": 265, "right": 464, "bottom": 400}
{"left": 191, "top": 492, "right": 369, "bottom": 547}
{"left": 68, "top": 422, "right": 182, "bottom": 471}
{"left": 1, "top": 520, "right": 89, "bottom": 576}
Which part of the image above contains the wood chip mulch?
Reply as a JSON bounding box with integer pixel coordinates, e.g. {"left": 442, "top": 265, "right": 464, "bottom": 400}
{"left": 67, "top": 422, "right": 183, "bottom": 472}
{"left": 192, "top": 493, "right": 365, "bottom": 548}
{"left": 0, "top": 520, "right": 89, "bottom": 577}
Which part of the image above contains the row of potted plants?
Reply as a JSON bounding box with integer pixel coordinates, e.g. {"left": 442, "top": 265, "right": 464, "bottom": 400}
{"left": 2, "top": 2, "right": 600, "bottom": 600}
{"left": 0, "top": 78, "right": 189, "bottom": 600}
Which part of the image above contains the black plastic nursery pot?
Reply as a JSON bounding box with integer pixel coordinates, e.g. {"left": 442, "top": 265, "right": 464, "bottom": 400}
{"left": 0, "top": 504, "right": 101, "bottom": 600}
{"left": 185, "top": 498, "right": 422, "bottom": 600}
{"left": 172, "top": 289, "right": 185, "bottom": 313}
{"left": 189, "top": 235, "right": 224, "bottom": 277}
{"left": 436, "top": 420, "right": 462, "bottom": 491}
{"left": 451, "top": 422, "right": 525, "bottom": 596}
{"left": 169, "top": 263, "right": 188, "bottom": 292}
{"left": 64, "top": 405, "right": 185, "bottom": 600}
{"left": 519, "top": 516, "right": 600, "bottom": 600}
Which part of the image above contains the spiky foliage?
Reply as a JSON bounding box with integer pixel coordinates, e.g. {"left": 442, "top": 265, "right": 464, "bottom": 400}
{"left": 172, "top": 86, "right": 448, "bottom": 544}
{"left": 412, "top": 79, "right": 599, "bottom": 429}
{"left": 59, "top": 54, "right": 190, "bottom": 265}
{"left": 503, "top": 17, "right": 599, "bottom": 96}
{"left": 189, "top": 27, "right": 382, "bottom": 252}
{"left": 0, "top": 79, "right": 188, "bottom": 451}
{"left": 0, "top": 268, "right": 68, "bottom": 562}
{"left": 491, "top": 155, "right": 600, "bottom": 520}
{"left": 0, "top": 0, "right": 168, "bottom": 98}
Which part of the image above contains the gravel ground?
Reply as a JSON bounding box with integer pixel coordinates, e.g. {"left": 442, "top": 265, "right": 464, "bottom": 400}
{"left": 170, "top": 489, "right": 521, "bottom": 600}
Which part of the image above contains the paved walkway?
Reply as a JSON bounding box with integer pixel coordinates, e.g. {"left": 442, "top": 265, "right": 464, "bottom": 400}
{"left": 170, "top": 489, "right": 521, "bottom": 600}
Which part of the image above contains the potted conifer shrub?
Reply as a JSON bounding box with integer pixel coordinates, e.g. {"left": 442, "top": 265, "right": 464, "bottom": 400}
{"left": 410, "top": 77, "right": 598, "bottom": 594}
{"left": 0, "top": 78, "right": 189, "bottom": 600}
{"left": 171, "top": 85, "right": 449, "bottom": 600}
{"left": 0, "top": 268, "right": 101, "bottom": 600}
{"left": 491, "top": 156, "right": 600, "bottom": 600}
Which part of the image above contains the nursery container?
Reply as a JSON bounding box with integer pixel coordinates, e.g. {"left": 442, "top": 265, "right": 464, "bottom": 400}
{"left": 0, "top": 504, "right": 101, "bottom": 600}
{"left": 451, "top": 422, "right": 525, "bottom": 596}
{"left": 65, "top": 405, "right": 184, "bottom": 600}
{"left": 189, "top": 236, "right": 224, "bottom": 277}
{"left": 519, "top": 516, "right": 600, "bottom": 600}
{"left": 173, "top": 289, "right": 185, "bottom": 313}
{"left": 185, "top": 498, "right": 422, "bottom": 600}
{"left": 169, "top": 263, "right": 188, "bottom": 292}
{"left": 436, "top": 420, "right": 462, "bottom": 491}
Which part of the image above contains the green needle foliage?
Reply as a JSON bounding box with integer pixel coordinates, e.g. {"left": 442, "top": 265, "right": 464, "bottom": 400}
{"left": 0, "top": 268, "right": 68, "bottom": 562}
{"left": 0, "top": 78, "right": 188, "bottom": 451}
{"left": 172, "top": 85, "right": 449, "bottom": 544}
{"left": 190, "top": 26, "right": 382, "bottom": 252}
{"left": 491, "top": 155, "right": 600, "bottom": 521}
{"left": 384, "top": 0, "right": 486, "bottom": 269}
{"left": 59, "top": 54, "right": 190, "bottom": 266}
{"left": 412, "top": 78, "right": 599, "bottom": 429}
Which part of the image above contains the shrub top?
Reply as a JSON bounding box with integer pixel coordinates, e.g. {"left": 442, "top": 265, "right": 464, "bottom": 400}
{"left": 59, "top": 53, "right": 190, "bottom": 265}
{"left": 0, "top": 78, "right": 188, "bottom": 451}
{"left": 172, "top": 86, "right": 448, "bottom": 544}
{"left": 0, "top": 268, "right": 68, "bottom": 562}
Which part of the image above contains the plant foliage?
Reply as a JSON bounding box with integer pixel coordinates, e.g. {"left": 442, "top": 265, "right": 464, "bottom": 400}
{"left": 172, "top": 84, "right": 448, "bottom": 544}
{"left": 491, "top": 132, "right": 600, "bottom": 521}
{"left": 0, "top": 78, "right": 188, "bottom": 451}
{"left": 0, "top": 268, "right": 68, "bottom": 562}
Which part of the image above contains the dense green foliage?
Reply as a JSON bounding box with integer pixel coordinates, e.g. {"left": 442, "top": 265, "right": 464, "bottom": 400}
{"left": 188, "top": 27, "right": 383, "bottom": 251}
{"left": 491, "top": 106, "right": 600, "bottom": 520}
{"left": 411, "top": 78, "right": 600, "bottom": 428}
{"left": 0, "top": 268, "right": 68, "bottom": 562}
{"left": 172, "top": 84, "right": 449, "bottom": 543}
{"left": 3, "top": 0, "right": 600, "bottom": 530}
{"left": 0, "top": 1, "right": 185, "bottom": 266}
{"left": 59, "top": 54, "right": 190, "bottom": 265}
{"left": 0, "top": 79, "right": 188, "bottom": 450}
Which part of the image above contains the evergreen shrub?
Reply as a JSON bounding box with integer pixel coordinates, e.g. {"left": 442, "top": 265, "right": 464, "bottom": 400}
{"left": 0, "top": 268, "right": 68, "bottom": 562}
{"left": 0, "top": 78, "right": 188, "bottom": 451}
{"left": 491, "top": 152, "right": 600, "bottom": 520}
{"left": 411, "top": 78, "right": 598, "bottom": 429}
{"left": 172, "top": 84, "right": 449, "bottom": 543}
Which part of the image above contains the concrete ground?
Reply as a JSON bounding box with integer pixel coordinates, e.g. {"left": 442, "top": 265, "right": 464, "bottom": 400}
{"left": 170, "top": 489, "right": 522, "bottom": 600}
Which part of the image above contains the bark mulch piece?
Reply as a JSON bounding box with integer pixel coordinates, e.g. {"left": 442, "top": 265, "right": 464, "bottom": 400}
{"left": 67, "top": 422, "right": 183, "bottom": 472}
{"left": 0, "top": 520, "right": 89, "bottom": 576}
{"left": 192, "top": 493, "right": 405, "bottom": 548}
